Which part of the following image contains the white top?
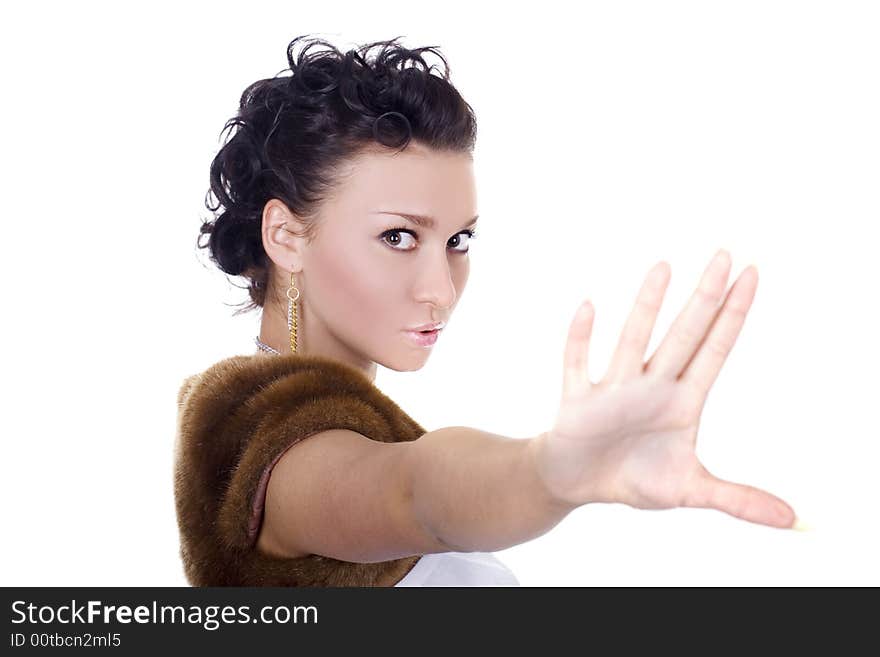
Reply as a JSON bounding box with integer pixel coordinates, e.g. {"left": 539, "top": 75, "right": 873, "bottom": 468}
{"left": 394, "top": 551, "right": 519, "bottom": 587}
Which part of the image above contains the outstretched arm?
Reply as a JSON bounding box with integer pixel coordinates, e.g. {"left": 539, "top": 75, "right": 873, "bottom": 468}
{"left": 402, "top": 427, "right": 577, "bottom": 553}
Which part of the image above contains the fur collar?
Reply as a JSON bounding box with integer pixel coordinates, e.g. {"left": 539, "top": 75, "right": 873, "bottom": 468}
{"left": 173, "top": 352, "right": 425, "bottom": 586}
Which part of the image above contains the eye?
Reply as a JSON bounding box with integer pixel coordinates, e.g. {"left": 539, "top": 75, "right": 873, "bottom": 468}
{"left": 379, "top": 227, "right": 478, "bottom": 253}
{"left": 380, "top": 227, "right": 418, "bottom": 251}
{"left": 448, "top": 229, "right": 477, "bottom": 253}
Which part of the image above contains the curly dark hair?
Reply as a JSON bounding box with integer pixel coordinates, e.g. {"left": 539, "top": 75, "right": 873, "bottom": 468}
{"left": 197, "top": 34, "right": 478, "bottom": 313}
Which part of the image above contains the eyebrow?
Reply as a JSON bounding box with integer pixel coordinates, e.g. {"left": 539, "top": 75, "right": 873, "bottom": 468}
{"left": 372, "top": 211, "right": 479, "bottom": 231}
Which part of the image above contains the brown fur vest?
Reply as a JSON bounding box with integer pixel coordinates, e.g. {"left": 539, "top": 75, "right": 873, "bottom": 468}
{"left": 173, "top": 352, "right": 426, "bottom": 586}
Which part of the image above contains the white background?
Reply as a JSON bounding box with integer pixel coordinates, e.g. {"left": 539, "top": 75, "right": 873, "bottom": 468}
{"left": 2, "top": 0, "right": 877, "bottom": 586}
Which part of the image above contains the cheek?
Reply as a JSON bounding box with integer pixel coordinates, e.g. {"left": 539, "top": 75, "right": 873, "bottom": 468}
{"left": 452, "top": 258, "right": 470, "bottom": 297}
{"left": 308, "top": 241, "right": 400, "bottom": 322}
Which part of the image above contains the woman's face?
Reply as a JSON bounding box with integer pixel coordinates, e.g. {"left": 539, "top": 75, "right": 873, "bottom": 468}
{"left": 297, "top": 142, "right": 478, "bottom": 372}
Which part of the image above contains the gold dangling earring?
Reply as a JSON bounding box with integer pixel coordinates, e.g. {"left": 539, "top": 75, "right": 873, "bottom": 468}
{"left": 286, "top": 271, "right": 300, "bottom": 353}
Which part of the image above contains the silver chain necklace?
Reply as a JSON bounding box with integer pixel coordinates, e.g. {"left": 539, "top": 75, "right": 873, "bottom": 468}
{"left": 254, "top": 336, "right": 282, "bottom": 355}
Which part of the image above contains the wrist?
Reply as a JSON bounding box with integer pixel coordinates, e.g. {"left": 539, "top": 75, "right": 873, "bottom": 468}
{"left": 526, "top": 432, "right": 589, "bottom": 511}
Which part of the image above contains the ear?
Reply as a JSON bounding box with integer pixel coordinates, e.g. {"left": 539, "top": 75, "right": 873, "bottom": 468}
{"left": 260, "top": 199, "right": 310, "bottom": 274}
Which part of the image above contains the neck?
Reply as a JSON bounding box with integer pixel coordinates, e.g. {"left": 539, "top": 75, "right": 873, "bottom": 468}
{"left": 257, "top": 297, "right": 378, "bottom": 384}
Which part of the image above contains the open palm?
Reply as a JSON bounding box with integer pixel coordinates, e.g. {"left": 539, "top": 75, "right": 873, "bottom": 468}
{"left": 534, "top": 250, "right": 796, "bottom": 529}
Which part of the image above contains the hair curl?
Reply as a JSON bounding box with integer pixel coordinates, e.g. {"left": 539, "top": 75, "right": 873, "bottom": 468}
{"left": 197, "top": 35, "right": 478, "bottom": 313}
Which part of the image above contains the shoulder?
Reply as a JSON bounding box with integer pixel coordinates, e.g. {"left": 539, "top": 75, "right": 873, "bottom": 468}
{"left": 175, "top": 353, "right": 351, "bottom": 414}
{"left": 172, "top": 352, "right": 427, "bottom": 578}
{"left": 179, "top": 353, "right": 374, "bottom": 407}
{"left": 175, "top": 352, "right": 426, "bottom": 458}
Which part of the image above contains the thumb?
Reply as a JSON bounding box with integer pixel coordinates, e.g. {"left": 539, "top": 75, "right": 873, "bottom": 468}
{"left": 683, "top": 466, "right": 796, "bottom": 529}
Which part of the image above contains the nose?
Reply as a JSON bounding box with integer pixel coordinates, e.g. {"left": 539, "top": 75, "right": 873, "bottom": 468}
{"left": 413, "top": 253, "right": 458, "bottom": 311}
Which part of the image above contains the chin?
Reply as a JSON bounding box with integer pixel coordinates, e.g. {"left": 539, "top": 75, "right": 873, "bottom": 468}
{"left": 381, "top": 352, "right": 431, "bottom": 373}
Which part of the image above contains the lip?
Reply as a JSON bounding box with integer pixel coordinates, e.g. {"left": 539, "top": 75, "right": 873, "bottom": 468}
{"left": 404, "top": 328, "right": 441, "bottom": 347}
{"left": 409, "top": 321, "right": 446, "bottom": 332}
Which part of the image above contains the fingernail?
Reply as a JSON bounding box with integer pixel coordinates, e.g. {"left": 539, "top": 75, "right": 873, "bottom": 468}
{"left": 791, "top": 516, "right": 812, "bottom": 531}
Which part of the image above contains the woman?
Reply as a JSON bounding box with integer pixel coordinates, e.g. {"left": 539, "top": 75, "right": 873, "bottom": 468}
{"left": 173, "top": 35, "right": 798, "bottom": 587}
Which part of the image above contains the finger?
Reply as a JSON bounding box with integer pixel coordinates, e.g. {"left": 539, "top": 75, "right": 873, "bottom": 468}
{"left": 683, "top": 467, "right": 796, "bottom": 529}
{"left": 645, "top": 249, "right": 732, "bottom": 380}
{"left": 679, "top": 265, "right": 758, "bottom": 397}
{"left": 562, "top": 301, "right": 595, "bottom": 399}
{"left": 605, "top": 261, "right": 671, "bottom": 384}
